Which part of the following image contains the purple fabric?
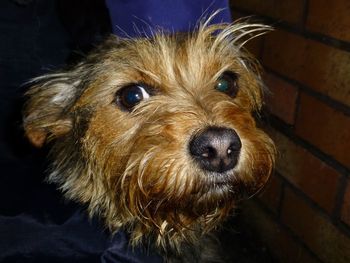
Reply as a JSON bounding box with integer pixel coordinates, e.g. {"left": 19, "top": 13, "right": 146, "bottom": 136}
{"left": 105, "top": 0, "right": 232, "bottom": 37}
{"left": 0, "top": 208, "right": 162, "bottom": 263}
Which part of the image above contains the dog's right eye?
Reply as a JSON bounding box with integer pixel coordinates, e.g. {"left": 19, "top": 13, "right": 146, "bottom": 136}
{"left": 115, "top": 84, "right": 151, "bottom": 111}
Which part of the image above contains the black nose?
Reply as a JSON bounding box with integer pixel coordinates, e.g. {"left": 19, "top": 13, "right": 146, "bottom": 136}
{"left": 189, "top": 127, "right": 242, "bottom": 173}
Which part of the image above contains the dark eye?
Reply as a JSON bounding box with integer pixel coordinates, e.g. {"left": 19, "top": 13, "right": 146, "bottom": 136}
{"left": 215, "top": 71, "right": 239, "bottom": 97}
{"left": 115, "top": 84, "right": 151, "bottom": 111}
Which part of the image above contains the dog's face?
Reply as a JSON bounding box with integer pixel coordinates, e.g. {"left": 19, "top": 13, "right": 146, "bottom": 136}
{"left": 24, "top": 22, "right": 274, "bottom": 248}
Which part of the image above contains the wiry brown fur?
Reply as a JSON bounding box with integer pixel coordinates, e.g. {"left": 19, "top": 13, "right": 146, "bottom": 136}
{"left": 23, "top": 16, "right": 275, "bottom": 261}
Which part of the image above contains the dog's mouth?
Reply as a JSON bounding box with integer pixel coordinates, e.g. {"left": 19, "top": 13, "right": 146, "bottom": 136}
{"left": 200, "top": 170, "right": 236, "bottom": 194}
{"left": 206, "top": 169, "right": 234, "bottom": 185}
{"left": 200, "top": 169, "right": 258, "bottom": 201}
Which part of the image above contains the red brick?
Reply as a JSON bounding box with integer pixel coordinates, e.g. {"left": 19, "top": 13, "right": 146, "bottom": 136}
{"left": 259, "top": 173, "right": 282, "bottom": 214}
{"left": 262, "top": 30, "right": 350, "bottom": 106}
{"left": 230, "top": 0, "right": 305, "bottom": 25}
{"left": 341, "top": 180, "right": 350, "bottom": 226}
{"left": 295, "top": 93, "right": 350, "bottom": 168}
{"left": 306, "top": 0, "right": 350, "bottom": 42}
{"left": 241, "top": 201, "right": 319, "bottom": 263}
{"left": 268, "top": 128, "right": 340, "bottom": 213}
{"left": 245, "top": 36, "right": 264, "bottom": 58}
{"left": 282, "top": 188, "right": 350, "bottom": 263}
{"left": 264, "top": 73, "right": 298, "bottom": 124}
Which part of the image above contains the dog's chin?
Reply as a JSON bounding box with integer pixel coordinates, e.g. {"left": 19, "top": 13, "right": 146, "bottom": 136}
{"left": 187, "top": 170, "right": 235, "bottom": 208}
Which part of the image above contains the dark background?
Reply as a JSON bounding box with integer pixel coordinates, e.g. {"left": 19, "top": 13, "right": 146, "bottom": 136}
{"left": 0, "top": 0, "right": 110, "bottom": 217}
{"left": 0, "top": 1, "right": 117, "bottom": 262}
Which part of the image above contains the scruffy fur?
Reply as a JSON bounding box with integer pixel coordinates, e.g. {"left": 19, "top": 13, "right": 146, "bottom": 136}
{"left": 23, "top": 17, "right": 275, "bottom": 262}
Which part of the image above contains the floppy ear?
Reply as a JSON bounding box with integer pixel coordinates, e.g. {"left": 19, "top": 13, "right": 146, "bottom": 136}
{"left": 23, "top": 69, "right": 83, "bottom": 147}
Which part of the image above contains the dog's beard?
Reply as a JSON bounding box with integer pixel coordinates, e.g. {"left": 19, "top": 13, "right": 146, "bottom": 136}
{"left": 104, "top": 119, "right": 274, "bottom": 246}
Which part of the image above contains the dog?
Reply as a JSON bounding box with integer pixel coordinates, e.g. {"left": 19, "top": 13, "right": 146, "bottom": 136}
{"left": 23, "top": 17, "right": 275, "bottom": 262}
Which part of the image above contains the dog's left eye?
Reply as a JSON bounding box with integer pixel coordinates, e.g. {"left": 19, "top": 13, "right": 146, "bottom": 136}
{"left": 215, "top": 71, "right": 239, "bottom": 97}
{"left": 115, "top": 84, "right": 151, "bottom": 111}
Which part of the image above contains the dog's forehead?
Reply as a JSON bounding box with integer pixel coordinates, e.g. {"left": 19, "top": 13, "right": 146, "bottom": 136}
{"left": 107, "top": 33, "right": 243, "bottom": 91}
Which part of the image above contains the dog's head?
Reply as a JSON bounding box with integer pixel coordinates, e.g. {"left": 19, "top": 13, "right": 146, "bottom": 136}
{"left": 23, "top": 20, "right": 275, "bottom": 248}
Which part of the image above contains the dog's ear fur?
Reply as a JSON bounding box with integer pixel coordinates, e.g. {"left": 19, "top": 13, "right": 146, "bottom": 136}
{"left": 23, "top": 68, "right": 84, "bottom": 147}
{"left": 22, "top": 36, "right": 122, "bottom": 148}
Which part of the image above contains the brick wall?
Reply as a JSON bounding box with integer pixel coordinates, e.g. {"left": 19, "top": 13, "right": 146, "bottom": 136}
{"left": 229, "top": 1, "right": 350, "bottom": 262}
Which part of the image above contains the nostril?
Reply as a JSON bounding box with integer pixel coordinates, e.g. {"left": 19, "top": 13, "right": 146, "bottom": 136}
{"left": 200, "top": 146, "right": 217, "bottom": 159}
{"left": 227, "top": 145, "right": 234, "bottom": 157}
{"left": 189, "top": 126, "right": 241, "bottom": 173}
{"left": 227, "top": 141, "right": 241, "bottom": 156}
